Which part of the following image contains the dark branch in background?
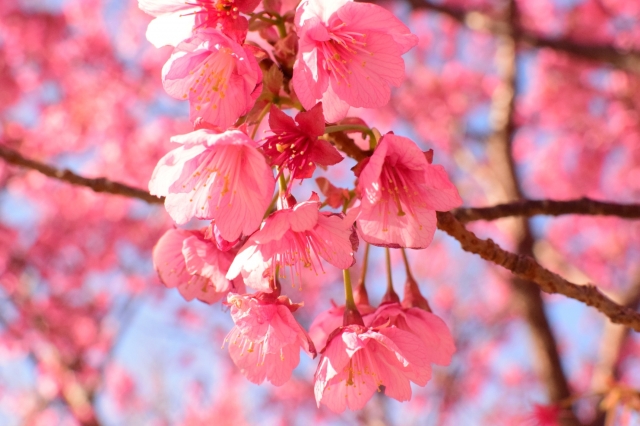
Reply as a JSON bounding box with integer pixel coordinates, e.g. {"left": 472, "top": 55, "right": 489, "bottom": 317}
{"left": 3, "top": 143, "right": 640, "bottom": 332}
{"left": 437, "top": 211, "right": 640, "bottom": 333}
{"left": 0, "top": 144, "right": 163, "bottom": 205}
{"left": 385, "top": 0, "right": 640, "bottom": 73}
{"left": 454, "top": 198, "right": 640, "bottom": 223}
{"left": 481, "top": 1, "right": 577, "bottom": 422}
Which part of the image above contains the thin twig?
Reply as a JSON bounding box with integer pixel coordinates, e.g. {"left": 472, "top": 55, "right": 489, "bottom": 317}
{"left": 454, "top": 198, "right": 640, "bottom": 223}
{"left": 0, "top": 144, "right": 163, "bottom": 205}
{"left": 385, "top": 0, "right": 640, "bottom": 73}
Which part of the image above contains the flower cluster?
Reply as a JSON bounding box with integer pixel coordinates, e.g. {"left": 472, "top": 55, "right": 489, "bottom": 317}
{"left": 141, "top": 0, "right": 462, "bottom": 412}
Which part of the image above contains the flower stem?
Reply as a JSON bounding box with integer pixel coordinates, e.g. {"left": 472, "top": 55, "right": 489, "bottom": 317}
{"left": 360, "top": 244, "right": 370, "bottom": 287}
{"left": 382, "top": 248, "right": 400, "bottom": 303}
{"left": 354, "top": 243, "right": 370, "bottom": 306}
{"left": 343, "top": 268, "right": 356, "bottom": 309}
{"left": 274, "top": 17, "right": 287, "bottom": 39}
{"left": 324, "top": 124, "right": 375, "bottom": 143}
{"left": 278, "top": 172, "right": 287, "bottom": 197}
{"left": 343, "top": 268, "right": 364, "bottom": 326}
{"left": 250, "top": 102, "right": 272, "bottom": 139}
{"left": 401, "top": 248, "right": 414, "bottom": 281}
{"left": 385, "top": 248, "right": 393, "bottom": 293}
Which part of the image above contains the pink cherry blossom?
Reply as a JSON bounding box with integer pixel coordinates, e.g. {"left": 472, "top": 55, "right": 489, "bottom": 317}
{"left": 139, "top": 0, "right": 260, "bottom": 47}
{"left": 226, "top": 195, "right": 357, "bottom": 291}
{"left": 354, "top": 133, "right": 462, "bottom": 249}
{"left": 308, "top": 302, "right": 375, "bottom": 351}
{"left": 224, "top": 292, "right": 316, "bottom": 386}
{"left": 262, "top": 103, "right": 343, "bottom": 182}
{"left": 149, "top": 129, "right": 275, "bottom": 241}
{"left": 314, "top": 323, "right": 432, "bottom": 413}
{"left": 152, "top": 228, "right": 243, "bottom": 304}
{"left": 162, "top": 28, "right": 262, "bottom": 128}
{"left": 292, "top": 0, "right": 418, "bottom": 122}
{"left": 368, "top": 303, "right": 455, "bottom": 366}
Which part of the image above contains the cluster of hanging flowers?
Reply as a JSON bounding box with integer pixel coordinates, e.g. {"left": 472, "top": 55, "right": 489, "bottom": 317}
{"left": 141, "top": 0, "right": 462, "bottom": 412}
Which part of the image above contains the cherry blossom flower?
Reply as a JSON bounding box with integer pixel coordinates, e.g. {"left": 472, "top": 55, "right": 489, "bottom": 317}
{"left": 149, "top": 129, "right": 275, "bottom": 241}
{"left": 224, "top": 292, "right": 316, "bottom": 386}
{"left": 314, "top": 323, "right": 432, "bottom": 413}
{"left": 262, "top": 103, "right": 343, "bottom": 183}
{"left": 152, "top": 228, "right": 244, "bottom": 304}
{"left": 292, "top": 0, "right": 418, "bottom": 122}
{"left": 226, "top": 194, "right": 357, "bottom": 291}
{"left": 139, "top": 0, "right": 260, "bottom": 47}
{"left": 368, "top": 303, "right": 455, "bottom": 366}
{"left": 162, "top": 28, "right": 262, "bottom": 128}
{"left": 308, "top": 302, "right": 375, "bottom": 351}
{"left": 354, "top": 133, "right": 462, "bottom": 249}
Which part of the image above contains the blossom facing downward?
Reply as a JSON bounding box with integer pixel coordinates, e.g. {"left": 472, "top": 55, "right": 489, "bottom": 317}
{"left": 162, "top": 28, "right": 262, "bottom": 128}
{"left": 368, "top": 303, "right": 455, "bottom": 366}
{"left": 225, "top": 292, "right": 316, "bottom": 386}
{"left": 262, "top": 103, "right": 343, "bottom": 182}
{"left": 293, "top": 0, "right": 418, "bottom": 122}
{"left": 226, "top": 194, "right": 358, "bottom": 291}
{"left": 152, "top": 228, "right": 243, "bottom": 304}
{"left": 139, "top": 0, "right": 260, "bottom": 47}
{"left": 149, "top": 129, "right": 275, "bottom": 242}
{"left": 314, "top": 324, "right": 432, "bottom": 413}
{"left": 355, "top": 133, "right": 462, "bottom": 249}
{"left": 308, "top": 302, "right": 375, "bottom": 351}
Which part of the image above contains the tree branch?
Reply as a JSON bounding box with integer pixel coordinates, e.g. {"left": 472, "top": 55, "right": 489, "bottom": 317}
{"left": 5, "top": 141, "right": 640, "bottom": 332}
{"left": 482, "top": 2, "right": 577, "bottom": 421}
{"left": 0, "top": 144, "right": 163, "bottom": 205}
{"left": 4, "top": 144, "right": 640, "bottom": 227}
{"left": 436, "top": 211, "right": 640, "bottom": 332}
{"left": 389, "top": 0, "right": 640, "bottom": 74}
{"left": 454, "top": 198, "right": 640, "bottom": 223}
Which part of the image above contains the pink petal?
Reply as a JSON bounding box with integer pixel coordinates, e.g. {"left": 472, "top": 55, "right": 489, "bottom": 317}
{"left": 182, "top": 235, "right": 232, "bottom": 290}
{"left": 336, "top": 2, "right": 418, "bottom": 54}
{"left": 226, "top": 245, "right": 271, "bottom": 291}
{"left": 290, "top": 200, "right": 320, "bottom": 232}
{"left": 406, "top": 309, "right": 456, "bottom": 366}
{"left": 213, "top": 145, "right": 276, "bottom": 241}
{"left": 324, "top": 360, "right": 378, "bottom": 412}
{"left": 149, "top": 145, "right": 206, "bottom": 196}
{"left": 146, "top": 10, "right": 195, "bottom": 48}
{"left": 422, "top": 164, "right": 463, "bottom": 211}
{"left": 312, "top": 213, "right": 357, "bottom": 269}
{"left": 295, "top": 102, "right": 326, "bottom": 137}
{"left": 320, "top": 85, "right": 350, "bottom": 123}
{"left": 357, "top": 203, "right": 437, "bottom": 249}
{"left": 292, "top": 47, "right": 329, "bottom": 111}
{"left": 297, "top": 0, "right": 350, "bottom": 25}
{"left": 152, "top": 228, "right": 192, "bottom": 289}
{"left": 309, "top": 138, "right": 343, "bottom": 167}
{"left": 138, "top": 0, "right": 185, "bottom": 16}
{"left": 330, "top": 31, "right": 404, "bottom": 109}
{"left": 268, "top": 105, "right": 297, "bottom": 134}
{"left": 162, "top": 30, "right": 261, "bottom": 128}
